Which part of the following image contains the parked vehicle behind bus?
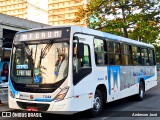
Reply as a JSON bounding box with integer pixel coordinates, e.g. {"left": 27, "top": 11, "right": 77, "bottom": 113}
{"left": 0, "top": 43, "right": 12, "bottom": 87}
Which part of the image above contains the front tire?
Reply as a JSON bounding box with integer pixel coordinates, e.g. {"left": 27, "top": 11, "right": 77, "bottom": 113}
{"left": 137, "top": 81, "right": 145, "bottom": 101}
{"left": 89, "top": 89, "right": 103, "bottom": 117}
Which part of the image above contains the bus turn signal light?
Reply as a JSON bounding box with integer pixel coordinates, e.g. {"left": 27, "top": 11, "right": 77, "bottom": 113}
{"left": 54, "top": 87, "right": 69, "bottom": 102}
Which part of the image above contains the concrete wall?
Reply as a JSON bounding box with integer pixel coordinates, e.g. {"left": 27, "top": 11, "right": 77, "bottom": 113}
{"left": 0, "top": 13, "right": 50, "bottom": 31}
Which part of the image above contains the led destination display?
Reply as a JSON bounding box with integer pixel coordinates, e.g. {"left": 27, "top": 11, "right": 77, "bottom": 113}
{"left": 17, "top": 30, "right": 62, "bottom": 41}
{"left": 14, "top": 27, "right": 71, "bottom": 42}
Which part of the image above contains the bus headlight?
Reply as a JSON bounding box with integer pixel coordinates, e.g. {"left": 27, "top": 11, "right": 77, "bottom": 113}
{"left": 54, "top": 87, "right": 69, "bottom": 102}
{"left": 9, "top": 87, "right": 14, "bottom": 98}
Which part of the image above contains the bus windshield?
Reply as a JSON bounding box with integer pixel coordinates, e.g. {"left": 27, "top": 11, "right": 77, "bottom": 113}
{"left": 10, "top": 42, "right": 69, "bottom": 85}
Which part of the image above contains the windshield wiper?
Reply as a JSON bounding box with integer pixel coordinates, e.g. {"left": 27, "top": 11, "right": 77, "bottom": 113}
{"left": 38, "top": 40, "right": 54, "bottom": 68}
{"left": 22, "top": 43, "right": 34, "bottom": 67}
{"left": 23, "top": 43, "right": 32, "bottom": 59}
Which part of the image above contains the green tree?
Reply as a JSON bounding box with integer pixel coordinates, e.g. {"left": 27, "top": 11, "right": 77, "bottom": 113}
{"left": 74, "top": 0, "right": 160, "bottom": 43}
{"left": 153, "top": 35, "right": 160, "bottom": 63}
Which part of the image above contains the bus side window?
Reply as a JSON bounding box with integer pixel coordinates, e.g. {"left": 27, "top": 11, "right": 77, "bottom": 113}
{"left": 132, "top": 46, "right": 138, "bottom": 65}
{"left": 82, "top": 45, "right": 91, "bottom": 67}
{"left": 108, "top": 42, "right": 115, "bottom": 65}
{"left": 121, "top": 44, "right": 129, "bottom": 66}
{"left": 133, "top": 46, "right": 141, "bottom": 65}
{"left": 137, "top": 47, "right": 142, "bottom": 65}
{"left": 115, "top": 43, "right": 121, "bottom": 65}
{"left": 141, "top": 48, "right": 149, "bottom": 65}
{"left": 94, "top": 38, "right": 107, "bottom": 66}
{"left": 149, "top": 49, "right": 155, "bottom": 65}
{"left": 108, "top": 42, "right": 121, "bottom": 65}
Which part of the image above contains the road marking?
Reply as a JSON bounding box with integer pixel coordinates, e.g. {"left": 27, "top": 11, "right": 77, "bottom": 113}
{"left": 100, "top": 117, "right": 109, "bottom": 120}
{"left": 1, "top": 101, "right": 8, "bottom": 103}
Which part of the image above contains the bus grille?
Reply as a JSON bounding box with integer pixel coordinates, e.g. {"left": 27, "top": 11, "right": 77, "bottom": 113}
{"left": 17, "top": 101, "right": 50, "bottom": 111}
{"left": 15, "top": 87, "right": 56, "bottom": 93}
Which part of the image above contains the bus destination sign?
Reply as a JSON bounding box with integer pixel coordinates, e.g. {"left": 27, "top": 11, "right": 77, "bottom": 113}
{"left": 16, "top": 30, "right": 62, "bottom": 41}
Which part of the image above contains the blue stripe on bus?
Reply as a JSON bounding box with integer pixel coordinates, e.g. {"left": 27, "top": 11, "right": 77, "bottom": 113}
{"left": 9, "top": 78, "right": 19, "bottom": 97}
{"left": 34, "top": 98, "right": 53, "bottom": 102}
{"left": 107, "top": 66, "right": 120, "bottom": 95}
{"left": 138, "top": 76, "right": 154, "bottom": 83}
{"left": 17, "top": 30, "right": 29, "bottom": 33}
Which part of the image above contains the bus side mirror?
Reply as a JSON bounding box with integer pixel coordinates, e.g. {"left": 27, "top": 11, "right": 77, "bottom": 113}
{"left": 77, "top": 43, "right": 84, "bottom": 58}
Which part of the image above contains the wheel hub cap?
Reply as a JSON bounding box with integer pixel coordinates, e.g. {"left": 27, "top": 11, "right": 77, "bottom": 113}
{"left": 93, "top": 97, "right": 101, "bottom": 112}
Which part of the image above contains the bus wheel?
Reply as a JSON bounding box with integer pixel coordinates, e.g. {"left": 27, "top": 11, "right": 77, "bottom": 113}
{"left": 137, "top": 81, "right": 144, "bottom": 101}
{"left": 90, "top": 89, "right": 103, "bottom": 117}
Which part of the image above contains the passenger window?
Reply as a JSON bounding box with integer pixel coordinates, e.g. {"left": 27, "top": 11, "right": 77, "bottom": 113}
{"left": 141, "top": 48, "right": 149, "bottom": 65}
{"left": 82, "top": 45, "right": 91, "bottom": 67}
{"left": 108, "top": 42, "right": 121, "bottom": 65}
{"left": 137, "top": 47, "right": 141, "bottom": 65}
{"left": 121, "top": 44, "right": 130, "bottom": 65}
{"left": 132, "top": 46, "right": 141, "bottom": 65}
{"left": 149, "top": 49, "right": 155, "bottom": 65}
{"left": 94, "top": 38, "right": 107, "bottom": 65}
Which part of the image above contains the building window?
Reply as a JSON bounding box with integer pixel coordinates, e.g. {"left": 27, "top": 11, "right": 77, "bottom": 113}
{"left": 70, "top": 7, "right": 74, "bottom": 10}
{"left": 65, "top": 2, "right": 69, "bottom": 6}
{"left": 54, "top": 22, "right": 58, "bottom": 25}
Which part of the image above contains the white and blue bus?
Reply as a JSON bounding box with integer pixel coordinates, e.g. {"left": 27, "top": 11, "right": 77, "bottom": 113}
{"left": 9, "top": 26, "right": 157, "bottom": 116}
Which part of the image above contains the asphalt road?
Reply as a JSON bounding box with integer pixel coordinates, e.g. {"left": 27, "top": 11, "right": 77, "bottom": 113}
{"left": 0, "top": 80, "right": 160, "bottom": 120}
{"left": 0, "top": 88, "right": 7, "bottom": 102}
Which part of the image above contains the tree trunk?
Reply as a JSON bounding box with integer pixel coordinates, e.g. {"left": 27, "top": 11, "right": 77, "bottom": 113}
{"left": 121, "top": 6, "right": 128, "bottom": 38}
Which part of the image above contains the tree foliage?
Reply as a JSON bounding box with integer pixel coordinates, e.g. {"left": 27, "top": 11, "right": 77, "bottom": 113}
{"left": 74, "top": 0, "right": 160, "bottom": 44}
{"left": 153, "top": 35, "right": 160, "bottom": 62}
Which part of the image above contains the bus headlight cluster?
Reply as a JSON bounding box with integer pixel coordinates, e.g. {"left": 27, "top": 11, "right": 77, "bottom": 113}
{"left": 9, "top": 87, "right": 14, "bottom": 98}
{"left": 54, "top": 87, "right": 69, "bottom": 102}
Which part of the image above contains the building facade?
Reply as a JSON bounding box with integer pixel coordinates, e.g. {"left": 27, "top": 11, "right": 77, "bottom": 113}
{"left": 48, "top": 0, "right": 88, "bottom": 26}
{"left": 0, "top": 0, "right": 48, "bottom": 24}
{"left": 0, "top": 0, "right": 89, "bottom": 26}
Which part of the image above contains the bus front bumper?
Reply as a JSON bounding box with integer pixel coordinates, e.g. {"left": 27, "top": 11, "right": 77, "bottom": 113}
{"left": 9, "top": 93, "right": 92, "bottom": 115}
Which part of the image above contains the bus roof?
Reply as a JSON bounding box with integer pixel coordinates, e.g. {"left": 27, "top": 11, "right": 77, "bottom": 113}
{"left": 79, "top": 26, "right": 154, "bottom": 48}
{"left": 16, "top": 25, "right": 154, "bottom": 48}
